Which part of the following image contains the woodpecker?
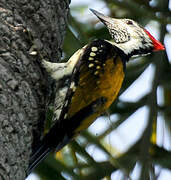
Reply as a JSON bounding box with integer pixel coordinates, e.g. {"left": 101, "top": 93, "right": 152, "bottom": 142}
{"left": 27, "top": 9, "right": 164, "bottom": 174}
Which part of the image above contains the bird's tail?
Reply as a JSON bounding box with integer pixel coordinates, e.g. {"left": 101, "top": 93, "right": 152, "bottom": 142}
{"left": 26, "top": 121, "right": 70, "bottom": 176}
{"left": 26, "top": 141, "right": 52, "bottom": 175}
{"left": 26, "top": 98, "right": 103, "bottom": 175}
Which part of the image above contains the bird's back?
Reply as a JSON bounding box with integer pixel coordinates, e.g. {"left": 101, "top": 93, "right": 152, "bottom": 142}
{"left": 59, "top": 39, "right": 126, "bottom": 136}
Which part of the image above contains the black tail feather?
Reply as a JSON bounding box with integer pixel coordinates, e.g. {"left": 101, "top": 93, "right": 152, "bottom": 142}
{"left": 26, "top": 98, "right": 103, "bottom": 176}
{"left": 26, "top": 142, "right": 52, "bottom": 175}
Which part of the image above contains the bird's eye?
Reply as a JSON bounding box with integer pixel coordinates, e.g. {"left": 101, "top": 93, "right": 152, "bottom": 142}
{"left": 126, "top": 20, "right": 133, "bottom": 25}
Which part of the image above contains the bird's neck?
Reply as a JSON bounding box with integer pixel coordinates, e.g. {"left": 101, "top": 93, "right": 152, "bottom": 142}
{"left": 107, "top": 39, "right": 153, "bottom": 58}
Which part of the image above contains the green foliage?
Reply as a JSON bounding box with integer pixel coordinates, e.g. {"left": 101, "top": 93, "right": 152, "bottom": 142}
{"left": 34, "top": 0, "right": 171, "bottom": 179}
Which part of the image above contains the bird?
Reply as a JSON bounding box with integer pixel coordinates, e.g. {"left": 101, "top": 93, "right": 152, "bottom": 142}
{"left": 27, "top": 9, "right": 164, "bottom": 175}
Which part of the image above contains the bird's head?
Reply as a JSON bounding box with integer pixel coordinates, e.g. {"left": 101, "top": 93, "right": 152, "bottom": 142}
{"left": 90, "top": 9, "right": 164, "bottom": 57}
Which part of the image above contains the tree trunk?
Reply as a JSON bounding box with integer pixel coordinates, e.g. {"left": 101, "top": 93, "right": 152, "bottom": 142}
{"left": 0, "top": 0, "right": 70, "bottom": 179}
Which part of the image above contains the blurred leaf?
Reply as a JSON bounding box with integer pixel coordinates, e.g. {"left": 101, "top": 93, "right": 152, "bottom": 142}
{"left": 150, "top": 144, "right": 171, "bottom": 170}
{"left": 121, "top": 57, "right": 152, "bottom": 94}
{"left": 80, "top": 161, "right": 117, "bottom": 180}
{"left": 35, "top": 153, "right": 80, "bottom": 180}
{"left": 71, "top": 5, "right": 89, "bottom": 13}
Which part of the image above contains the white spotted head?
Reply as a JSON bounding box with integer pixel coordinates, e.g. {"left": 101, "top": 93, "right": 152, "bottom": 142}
{"left": 90, "top": 9, "right": 164, "bottom": 57}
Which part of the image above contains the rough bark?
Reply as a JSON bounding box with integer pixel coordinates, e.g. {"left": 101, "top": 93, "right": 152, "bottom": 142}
{"left": 0, "top": 0, "right": 70, "bottom": 179}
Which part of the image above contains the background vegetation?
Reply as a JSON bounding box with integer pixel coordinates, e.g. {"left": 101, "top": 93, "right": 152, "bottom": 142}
{"left": 29, "top": 0, "right": 171, "bottom": 179}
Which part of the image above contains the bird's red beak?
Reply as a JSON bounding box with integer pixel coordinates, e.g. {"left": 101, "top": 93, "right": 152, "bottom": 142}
{"left": 144, "top": 29, "right": 165, "bottom": 51}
